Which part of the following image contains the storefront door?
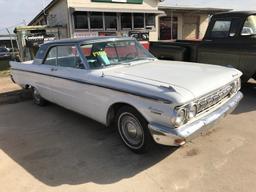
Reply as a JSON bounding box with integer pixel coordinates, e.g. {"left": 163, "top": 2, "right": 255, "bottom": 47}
{"left": 159, "top": 16, "right": 178, "bottom": 40}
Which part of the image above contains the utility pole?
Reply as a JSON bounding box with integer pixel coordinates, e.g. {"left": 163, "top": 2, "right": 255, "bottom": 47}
{"left": 43, "top": 0, "right": 48, "bottom": 25}
{"left": 6, "top": 28, "right": 15, "bottom": 59}
{"left": 23, "top": 20, "right": 27, "bottom": 26}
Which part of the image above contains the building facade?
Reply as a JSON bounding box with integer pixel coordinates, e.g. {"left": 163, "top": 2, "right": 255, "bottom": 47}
{"left": 28, "top": 0, "right": 231, "bottom": 41}
{"left": 29, "top": 0, "right": 163, "bottom": 41}
{"left": 157, "top": 7, "right": 231, "bottom": 40}
{"left": 0, "top": 35, "right": 17, "bottom": 49}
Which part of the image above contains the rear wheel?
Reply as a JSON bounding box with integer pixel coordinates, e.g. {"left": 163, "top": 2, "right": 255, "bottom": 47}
{"left": 115, "top": 106, "right": 155, "bottom": 153}
{"left": 33, "top": 88, "right": 47, "bottom": 106}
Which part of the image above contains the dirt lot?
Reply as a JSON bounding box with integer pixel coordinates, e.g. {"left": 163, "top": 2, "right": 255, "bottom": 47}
{"left": 0, "top": 77, "right": 21, "bottom": 94}
{"left": 0, "top": 78, "right": 256, "bottom": 192}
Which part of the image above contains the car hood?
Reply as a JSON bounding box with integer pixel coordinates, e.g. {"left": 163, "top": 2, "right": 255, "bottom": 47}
{"left": 103, "top": 60, "right": 242, "bottom": 103}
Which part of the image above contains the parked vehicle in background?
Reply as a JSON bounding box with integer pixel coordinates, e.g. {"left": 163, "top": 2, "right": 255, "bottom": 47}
{"left": 0, "top": 47, "right": 11, "bottom": 60}
{"left": 10, "top": 37, "right": 243, "bottom": 153}
{"left": 150, "top": 11, "right": 256, "bottom": 82}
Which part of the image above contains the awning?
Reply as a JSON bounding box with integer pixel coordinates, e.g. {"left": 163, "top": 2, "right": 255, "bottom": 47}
{"left": 158, "top": 6, "right": 232, "bottom": 13}
{"left": 71, "top": 7, "right": 165, "bottom": 14}
{"left": 0, "top": 35, "right": 16, "bottom": 41}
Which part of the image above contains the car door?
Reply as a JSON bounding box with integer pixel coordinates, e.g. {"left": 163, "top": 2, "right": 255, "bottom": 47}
{"left": 197, "top": 18, "right": 242, "bottom": 69}
{"left": 34, "top": 46, "right": 58, "bottom": 102}
{"left": 48, "top": 44, "right": 95, "bottom": 116}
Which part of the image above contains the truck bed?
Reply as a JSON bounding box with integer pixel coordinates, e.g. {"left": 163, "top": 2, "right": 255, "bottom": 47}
{"left": 149, "top": 40, "right": 201, "bottom": 62}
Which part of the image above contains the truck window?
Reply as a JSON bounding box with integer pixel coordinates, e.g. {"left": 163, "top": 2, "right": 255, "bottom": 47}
{"left": 211, "top": 20, "right": 232, "bottom": 38}
{"left": 241, "top": 15, "right": 256, "bottom": 36}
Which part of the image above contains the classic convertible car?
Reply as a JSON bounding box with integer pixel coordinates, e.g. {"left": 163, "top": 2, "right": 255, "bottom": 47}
{"left": 10, "top": 37, "right": 243, "bottom": 153}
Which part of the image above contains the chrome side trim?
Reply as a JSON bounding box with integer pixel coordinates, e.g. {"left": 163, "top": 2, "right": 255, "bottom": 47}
{"left": 11, "top": 68, "right": 172, "bottom": 104}
{"left": 148, "top": 91, "right": 243, "bottom": 146}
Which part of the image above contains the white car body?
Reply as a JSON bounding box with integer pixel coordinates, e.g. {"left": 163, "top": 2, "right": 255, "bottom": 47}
{"left": 10, "top": 37, "right": 243, "bottom": 147}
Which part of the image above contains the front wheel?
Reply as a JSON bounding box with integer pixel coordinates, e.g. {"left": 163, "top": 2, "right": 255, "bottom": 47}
{"left": 116, "top": 106, "right": 155, "bottom": 153}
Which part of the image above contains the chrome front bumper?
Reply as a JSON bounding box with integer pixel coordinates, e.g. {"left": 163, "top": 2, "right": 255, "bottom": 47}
{"left": 148, "top": 91, "right": 243, "bottom": 146}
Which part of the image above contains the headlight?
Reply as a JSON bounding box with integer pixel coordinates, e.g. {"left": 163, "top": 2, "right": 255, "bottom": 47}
{"left": 231, "top": 78, "right": 241, "bottom": 94}
{"left": 187, "top": 104, "right": 197, "bottom": 120}
{"left": 237, "top": 78, "right": 241, "bottom": 91}
{"left": 173, "top": 108, "right": 186, "bottom": 128}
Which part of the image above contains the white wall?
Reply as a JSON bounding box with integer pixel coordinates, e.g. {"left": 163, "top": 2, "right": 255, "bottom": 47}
{"left": 47, "top": 0, "right": 69, "bottom": 27}
{"left": 199, "top": 14, "right": 209, "bottom": 39}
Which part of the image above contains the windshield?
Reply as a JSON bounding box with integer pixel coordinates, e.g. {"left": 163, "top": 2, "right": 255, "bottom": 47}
{"left": 242, "top": 15, "right": 256, "bottom": 36}
{"left": 0, "top": 47, "right": 8, "bottom": 52}
{"left": 80, "top": 40, "right": 155, "bottom": 69}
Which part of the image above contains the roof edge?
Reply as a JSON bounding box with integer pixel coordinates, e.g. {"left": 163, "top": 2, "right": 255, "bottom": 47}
{"left": 158, "top": 6, "right": 232, "bottom": 12}
{"left": 28, "top": 0, "right": 60, "bottom": 26}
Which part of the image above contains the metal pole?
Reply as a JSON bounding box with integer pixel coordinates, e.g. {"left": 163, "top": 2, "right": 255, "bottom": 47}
{"left": 170, "top": 11, "right": 173, "bottom": 40}
{"left": 6, "top": 28, "right": 15, "bottom": 59}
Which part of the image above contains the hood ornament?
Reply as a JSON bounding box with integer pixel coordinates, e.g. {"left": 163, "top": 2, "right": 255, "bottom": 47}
{"left": 232, "top": 74, "right": 239, "bottom": 78}
{"left": 159, "top": 85, "right": 176, "bottom": 92}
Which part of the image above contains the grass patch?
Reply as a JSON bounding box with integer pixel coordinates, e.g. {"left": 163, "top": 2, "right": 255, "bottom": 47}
{"left": 0, "top": 59, "right": 10, "bottom": 71}
{"left": 0, "top": 70, "right": 10, "bottom": 77}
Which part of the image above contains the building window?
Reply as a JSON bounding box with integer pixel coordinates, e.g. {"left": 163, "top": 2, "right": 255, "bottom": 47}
{"left": 73, "top": 12, "right": 155, "bottom": 32}
{"left": 90, "top": 12, "right": 103, "bottom": 30}
{"left": 160, "top": 16, "right": 178, "bottom": 40}
{"left": 133, "top": 13, "right": 144, "bottom": 29}
{"left": 74, "top": 12, "right": 88, "bottom": 29}
{"left": 105, "top": 13, "right": 117, "bottom": 30}
{"left": 121, "top": 13, "right": 132, "bottom": 30}
{"left": 146, "top": 14, "right": 155, "bottom": 27}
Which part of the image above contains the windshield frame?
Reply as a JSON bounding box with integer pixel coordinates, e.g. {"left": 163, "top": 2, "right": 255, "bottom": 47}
{"left": 79, "top": 39, "right": 155, "bottom": 70}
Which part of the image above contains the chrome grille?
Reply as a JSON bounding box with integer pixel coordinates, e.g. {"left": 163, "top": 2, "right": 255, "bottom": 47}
{"left": 197, "top": 84, "right": 233, "bottom": 113}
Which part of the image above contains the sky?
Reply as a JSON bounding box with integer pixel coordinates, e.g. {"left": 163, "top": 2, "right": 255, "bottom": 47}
{"left": 159, "top": 0, "right": 256, "bottom": 10}
{"left": 0, "top": 0, "right": 52, "bottom": 33}
{"left": 0, "top": 0, "right": 256, "bottom": 33}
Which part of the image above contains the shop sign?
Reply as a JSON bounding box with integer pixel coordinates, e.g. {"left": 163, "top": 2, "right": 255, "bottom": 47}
{"left": 74, "top": 31, "right": 99, "bottom": 38}
{"left": 92, "top": 0, "right": 143, "bottom": 4}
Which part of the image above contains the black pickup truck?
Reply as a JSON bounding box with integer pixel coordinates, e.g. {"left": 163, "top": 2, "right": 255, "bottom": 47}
{"left": 150, "top": 11, "right": 256, "bottom": 82}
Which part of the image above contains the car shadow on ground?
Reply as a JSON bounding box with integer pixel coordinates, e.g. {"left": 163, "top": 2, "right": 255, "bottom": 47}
{"left": 0, "top": 102, "right": 177, "bottom": 186}
{"left": 232, "top": 81, "right": 256, "bottom": 114}
{"left": 0, "top": 89, "right": 32, "bottom": 105}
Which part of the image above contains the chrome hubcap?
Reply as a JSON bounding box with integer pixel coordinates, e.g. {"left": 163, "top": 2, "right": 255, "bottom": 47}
{"left": 127, "top": 122, "right": 137, "bottom": 138}
{"left": 118, "top": 113, "right": 144, "bottom": 147}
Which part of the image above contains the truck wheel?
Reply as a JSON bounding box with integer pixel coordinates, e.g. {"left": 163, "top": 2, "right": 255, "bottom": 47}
{"left": 115, "top": 106, "right": 155, "bottom": 153}
{"left": 33, "top": 88, "right": 47, "bottom": 106}
{"left": 253, "top": 73, "right": 256, "bottom": 81}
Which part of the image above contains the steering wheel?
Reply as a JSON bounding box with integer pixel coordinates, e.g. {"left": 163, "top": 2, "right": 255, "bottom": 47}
{"left": 124, "top": 52, "right": 137, "bottom": 60}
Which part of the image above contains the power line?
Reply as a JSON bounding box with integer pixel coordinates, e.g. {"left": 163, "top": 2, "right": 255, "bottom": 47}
{"left": 0, "top": 20, "right": 27, "bottom": 32}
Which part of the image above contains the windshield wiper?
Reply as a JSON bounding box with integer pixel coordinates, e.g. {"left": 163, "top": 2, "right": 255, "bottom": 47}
{"left": 102, "top": 57, "right": 155, "bottom": 68}
{"left": 124, "top": 57, "right": 155, "bottom": 63}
